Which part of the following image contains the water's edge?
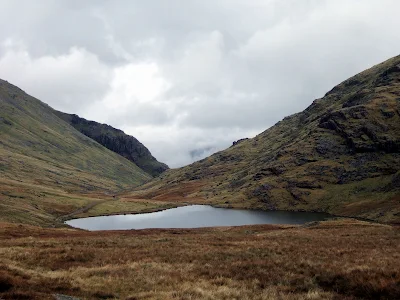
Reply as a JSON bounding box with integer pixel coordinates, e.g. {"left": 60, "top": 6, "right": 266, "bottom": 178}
{"left": 65, "top": 204, "right": 339, "bottom": 231}
{"left": 64, "top": 204, "right": 337, "bottom": 223}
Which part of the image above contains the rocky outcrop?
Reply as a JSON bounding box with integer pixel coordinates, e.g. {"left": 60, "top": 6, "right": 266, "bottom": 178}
{"left": 54, "top": 112, "right": 168, "bottom": 177}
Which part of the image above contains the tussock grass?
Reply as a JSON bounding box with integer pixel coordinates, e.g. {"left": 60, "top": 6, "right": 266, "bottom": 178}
{"left": 0, "top": 220, "right": 399, "bottom": 299}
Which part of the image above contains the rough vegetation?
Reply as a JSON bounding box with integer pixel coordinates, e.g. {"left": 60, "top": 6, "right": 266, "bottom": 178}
{"left": 0, "top": 220, "right": 399, "bottom": 299}
{"left": 133, "top": 55, "right": 400, "bottom": 223}
{"left": 54, "top": 111, "right": 168, "bottom": 177}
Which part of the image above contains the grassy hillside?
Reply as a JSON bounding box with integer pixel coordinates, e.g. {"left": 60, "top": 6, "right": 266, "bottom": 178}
{"left": 132, "top": 55, "right": 400, "bottom": 223}
{"left": 0, "top": 79, "right": 152, "bottom": 225}
{"left": 54, "top": 111, "right": 169, "bottom": 177}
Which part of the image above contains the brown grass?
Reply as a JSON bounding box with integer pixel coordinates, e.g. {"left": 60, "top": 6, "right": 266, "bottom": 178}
{"left": 0, "top": 219, "right": 399, "bottom": 299}
{"left": 0, "top": 178, "right": 121, "bottom": 227}
{"left": 74, "top": 198, "right": 184, "bottom": 218}
{"left": 132, "top": 181, "right": 209, "bottom": 203}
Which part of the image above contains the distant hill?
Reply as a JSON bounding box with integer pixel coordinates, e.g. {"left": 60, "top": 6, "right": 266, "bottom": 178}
{"left": 135, "top": 55, "right": 400, "bottom": 223}
{"left": 54, "top": 111, "right": 168, "bottom": 177}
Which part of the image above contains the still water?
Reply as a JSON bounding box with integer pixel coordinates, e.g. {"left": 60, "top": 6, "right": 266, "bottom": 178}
{"left": 66, "top": 205, "right": 332, "bottom": 231}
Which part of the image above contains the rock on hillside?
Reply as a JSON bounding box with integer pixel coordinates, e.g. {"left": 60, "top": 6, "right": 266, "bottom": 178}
{"left": 54, "top": 111, "right": 169, "bottom": 177}
{"left": 135, "top": 55, "right": 400, "bottom": 223}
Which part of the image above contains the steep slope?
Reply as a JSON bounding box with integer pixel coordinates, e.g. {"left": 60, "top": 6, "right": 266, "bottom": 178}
{"left": 0, "top": 79, "right": 152, "bottom": 224}
{"left": 0, "top": 79, "right": 152, "bottom": 190}
{"left": 54, "top": 111, "right": 168, "bottom": 177}
{"left": 134, "top": 55, "right": 400, "bottom": 223}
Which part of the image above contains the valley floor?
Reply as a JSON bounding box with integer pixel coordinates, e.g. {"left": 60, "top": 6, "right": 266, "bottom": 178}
{"left": 0, "top": 219, "right": 399, "bottom": 300}
{"left": 0, "top": 178, "right": 183, "bottom": 227}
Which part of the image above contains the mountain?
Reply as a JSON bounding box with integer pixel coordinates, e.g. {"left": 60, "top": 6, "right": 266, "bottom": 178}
{"left": 0, "top": 79, "right": 152, "bottom": 224}
{"left": 134, "top": 55, "right": 400, "bottom": 223}
{"left": 54, "top": 111, "right": 168, "bottom": 177}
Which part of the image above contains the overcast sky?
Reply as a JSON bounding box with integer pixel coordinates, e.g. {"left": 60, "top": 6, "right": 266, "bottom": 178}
{"left": 0, "top": 0, "right": 399, "bottom": 167}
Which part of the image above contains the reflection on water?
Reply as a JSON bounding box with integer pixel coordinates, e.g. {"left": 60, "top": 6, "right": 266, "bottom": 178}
{"left": 66, "top": 205, "right": 332, "bottom": 231}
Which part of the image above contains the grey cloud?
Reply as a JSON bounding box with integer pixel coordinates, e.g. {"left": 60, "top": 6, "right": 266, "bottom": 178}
{"left": 98, "top": 102, "right": 173, "bottom": 128}
{"left": 190, "top": 147, "right": 215, "bottom": 160}
{"left": 0, "top": 0, "right": 399, "bottom": 167}
{"left": 0, "top": 45, "right": 111, "bottom": 114}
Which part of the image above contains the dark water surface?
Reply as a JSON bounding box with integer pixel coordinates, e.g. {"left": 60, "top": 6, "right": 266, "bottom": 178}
{"left": 66, "top": 205, "right": 332, "bottom": 231}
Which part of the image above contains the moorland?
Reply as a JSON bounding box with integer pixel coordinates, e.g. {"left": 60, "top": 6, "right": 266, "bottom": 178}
{"left": 1, "top": 55, "right": 400, "bottom": 299}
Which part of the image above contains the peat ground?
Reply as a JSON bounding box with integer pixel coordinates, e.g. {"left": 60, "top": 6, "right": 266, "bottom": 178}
{"left": 0, "top": 219, "right": 399, "bottom": 299}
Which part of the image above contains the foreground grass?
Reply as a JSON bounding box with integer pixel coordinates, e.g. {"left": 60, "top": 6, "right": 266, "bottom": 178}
{"left": 0, "top": 219, "right": 399, "bottom": 299}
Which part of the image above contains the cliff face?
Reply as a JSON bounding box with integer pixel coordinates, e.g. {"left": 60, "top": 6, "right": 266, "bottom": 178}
{"left": 54, "top": 112, "right": 169, "bottom": 177}
{"left": 135, "top": 55, "right": 400, "bottom": 223}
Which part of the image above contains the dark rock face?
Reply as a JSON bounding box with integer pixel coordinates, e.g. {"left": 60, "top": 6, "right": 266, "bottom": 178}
{"left": 232, "top": 138, "right": 249, "bottom": 147}
{"left": 249, "top": 184, "right": 276, "bottom": 209}
{"left": 54, "top": 112, "right": 168, "bottom": 177}
{"left": 392, "top": 171, "right": 400, "bottom": 189}
{"left": 318, "top": 105, "right": 400, "bottom": 154}
{"left": 0, "top": 116, "right": 12, "bottom": 126}
{"left": 375, "top": 63, "right": 400, "bottom": 86}
{"left": 315, "top": 136, "right": 348, "bottom": 157}
{"left": 342, "top": 90, "right": 373, "bottom": 108}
